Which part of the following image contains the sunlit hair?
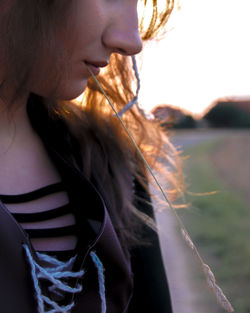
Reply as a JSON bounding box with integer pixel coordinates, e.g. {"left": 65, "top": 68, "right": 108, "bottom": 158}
{"left": 58, "top": 0, "right": 183, "bottom": 245}
{"left": 0, "top": 0, "right": 182, "bottom": 247}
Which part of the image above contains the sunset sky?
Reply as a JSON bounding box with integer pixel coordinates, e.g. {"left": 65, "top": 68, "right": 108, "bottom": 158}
{"left": 138, "top": 0, "right": 250, "bottom": 117}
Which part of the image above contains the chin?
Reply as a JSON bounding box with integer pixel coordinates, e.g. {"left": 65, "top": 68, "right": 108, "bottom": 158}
{"left": 55, "top": 80, "right": 88, "bottom": 101}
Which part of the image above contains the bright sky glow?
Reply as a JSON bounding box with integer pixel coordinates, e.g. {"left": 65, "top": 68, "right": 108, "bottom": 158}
{"left": 138, "top": 0, "right": 250, "bottom": 117}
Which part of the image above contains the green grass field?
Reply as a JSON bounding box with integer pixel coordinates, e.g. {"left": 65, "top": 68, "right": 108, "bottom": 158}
{"left": 179, "top": 132, "right": 250, "bottom": 313}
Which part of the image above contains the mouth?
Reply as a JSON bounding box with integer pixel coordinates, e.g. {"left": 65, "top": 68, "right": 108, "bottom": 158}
{"left": 84, "top": 60, "right": 108, "bottom": 76}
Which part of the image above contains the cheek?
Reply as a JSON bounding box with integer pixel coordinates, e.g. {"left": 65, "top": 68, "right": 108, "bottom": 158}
{"left": 27, "top": 3, "right": 101, "bottom": 100}
{"left": 27, "top": 51, "right": 62, "bottom": 96}
{"left": 59, "top": 0, "right": 105, "bottom": 57}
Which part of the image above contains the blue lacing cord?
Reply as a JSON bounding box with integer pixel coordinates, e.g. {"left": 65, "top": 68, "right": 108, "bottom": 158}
{"left": 23, "top": 245, "right": 84, "bottom": 313}
{"left": 90, "top": 251, "right": 106, "bottom": 313}
{"left": 24, "top": 245, "right": 107, "bottom": 313}
{"left": 24, "top": 245, "right": 45, "bottom": 312}
{"left": 117, "top": 55, "right": 141, "bottom": 117}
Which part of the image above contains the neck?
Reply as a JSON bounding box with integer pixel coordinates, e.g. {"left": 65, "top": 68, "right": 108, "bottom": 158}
{"left": 0, "top": 89, "right": 63, "bottom": 194}
{"left": 0, "top": 87, "right": 31, "bottom": 153}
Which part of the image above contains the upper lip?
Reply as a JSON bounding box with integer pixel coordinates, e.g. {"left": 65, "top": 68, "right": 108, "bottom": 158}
{"left": 84, "top": 60, "right": 109, "bottom": 68}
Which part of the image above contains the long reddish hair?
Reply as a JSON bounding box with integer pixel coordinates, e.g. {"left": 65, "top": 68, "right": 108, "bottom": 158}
{"left": 57, "top": 0, "right": 182, "bottom": 245}
{"left": 0, "top": 0, "right": 182, "bottom": 246}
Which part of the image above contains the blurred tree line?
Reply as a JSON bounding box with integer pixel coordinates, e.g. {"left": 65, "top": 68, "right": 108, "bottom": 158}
{"left": 152, "top": 101, "right": 250, "bottom": 129}
{"left": 204, "top": 101, "right": 250, "bottom": 128}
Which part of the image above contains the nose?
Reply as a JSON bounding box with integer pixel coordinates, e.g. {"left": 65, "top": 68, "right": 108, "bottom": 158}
{"left": 102, "top": 6, "right": 143, "bottom": 56}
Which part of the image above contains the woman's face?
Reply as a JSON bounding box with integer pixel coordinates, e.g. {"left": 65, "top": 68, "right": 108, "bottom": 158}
{"left": 29, "top": 0, "right": 142, "bottom": 100}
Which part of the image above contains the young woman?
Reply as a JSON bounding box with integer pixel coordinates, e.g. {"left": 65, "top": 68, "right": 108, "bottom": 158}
{"left": 0, "top": 1, "right": 177, "bottom": 312}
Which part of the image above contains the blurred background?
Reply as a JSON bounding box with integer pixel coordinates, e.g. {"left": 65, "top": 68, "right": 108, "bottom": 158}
{"left": 139, "top": 1, "right": 250, "bottom": 312}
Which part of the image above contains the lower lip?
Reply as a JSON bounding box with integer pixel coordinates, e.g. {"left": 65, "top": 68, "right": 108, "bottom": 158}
{"left": 84, "top": 62, "right": 100, "bottom": 76}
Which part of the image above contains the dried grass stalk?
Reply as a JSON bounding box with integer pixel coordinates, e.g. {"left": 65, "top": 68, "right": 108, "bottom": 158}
{"left": 181, "top": 228, "right": 195, "bottom": 250}
{"left": 203, "top": 264, "right": 234, "bottom": 312}
{"left": 87, "top": 67, "right": 235, "bottom": 313}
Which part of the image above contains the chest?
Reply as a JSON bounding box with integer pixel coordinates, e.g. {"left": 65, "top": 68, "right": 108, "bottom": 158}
{"left": 0, "top": 130, "right": 80, "bottom": 253}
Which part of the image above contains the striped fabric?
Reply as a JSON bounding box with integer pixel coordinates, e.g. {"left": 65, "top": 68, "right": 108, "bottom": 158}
{"left": 0, "top": 182, "right": 78, "bottom": 260}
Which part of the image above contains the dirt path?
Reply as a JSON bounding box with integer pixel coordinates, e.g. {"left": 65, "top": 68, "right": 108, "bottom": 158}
{"left": 152, "top": 194, "right": 204, "bottom": 313}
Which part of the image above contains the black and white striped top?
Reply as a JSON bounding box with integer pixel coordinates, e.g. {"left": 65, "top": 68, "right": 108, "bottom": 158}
{"left": 0, "top": 182, "right": 78, "bottom": 260}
